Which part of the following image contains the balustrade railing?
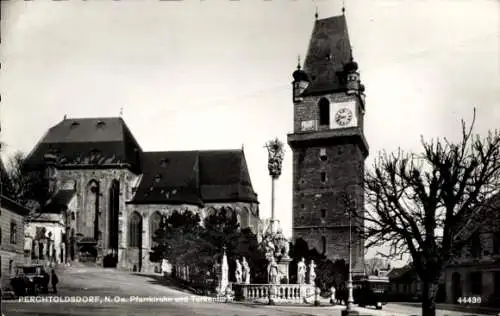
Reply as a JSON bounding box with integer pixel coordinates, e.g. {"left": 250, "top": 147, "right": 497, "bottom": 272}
{"left": 233, "top": 283, "right": 315, "bottom": 303}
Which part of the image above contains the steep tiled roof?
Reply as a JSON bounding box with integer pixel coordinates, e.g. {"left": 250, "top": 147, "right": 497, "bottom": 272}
{"left": 301, "top": 15, "right": 352, "bottom": 96}
{"left": 130, "top": 151, "right": 202, "bottom": 205}
{"left": 24, "top": 117, "right": 259, "bottom": 206}
{"left": 129, "top": 150, "right": 258, "bottom": 205}
{"left": 24, "top": 117, "right": 143, "bottom": 173}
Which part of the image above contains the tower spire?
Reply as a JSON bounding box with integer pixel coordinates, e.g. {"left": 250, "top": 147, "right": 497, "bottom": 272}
{"left": 119, "top": 106, "right": 123, "bottom": 117}
{"left": 315, "top": 6, "right": 319, "bottom": 20}
{"left": 342, "top": 0, "right": 346, "bottom": 15}
{"left": 297, "top": 55, "right": 301, "bottom": 70}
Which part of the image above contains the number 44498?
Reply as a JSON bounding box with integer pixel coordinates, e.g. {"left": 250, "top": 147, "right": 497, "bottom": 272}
{"left": 457, "top": 296, "right": 482, "bottom": 304}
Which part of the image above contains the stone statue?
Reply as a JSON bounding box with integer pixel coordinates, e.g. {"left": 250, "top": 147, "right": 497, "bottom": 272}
{"left": 265, "top": 138, "right": 285, "bottom": 178}
{"left": 267, "top": 257, "right": 279, "bottom": 284}
{"left": 309, "top": 260, "right": 317, "bottom": 285}
{"left": 263, "top": 233, "right": 276, "bottom": 261}
{"left": 235, "top": 259, "right": 243, "bottom": 284}
{"left": 274, "top": 228, "right": 289, "bottom": 259}
{"left": 242, "top": 257, "right": 251, "bottom": 284}
{"left": 297, "top": 257, "right": 307, "bottom": 284}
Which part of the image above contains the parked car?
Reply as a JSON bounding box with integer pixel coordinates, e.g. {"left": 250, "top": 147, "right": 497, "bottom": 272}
{"left": 10, "top": 264, "right": 49, "bottom": 296}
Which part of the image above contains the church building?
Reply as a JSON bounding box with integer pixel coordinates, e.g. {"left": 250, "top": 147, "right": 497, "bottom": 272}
{"left": 23, "top": 117, "right": 260, "bottom": 272}
{"left": 287, "top": 13, "right": 367, "bottom": 272}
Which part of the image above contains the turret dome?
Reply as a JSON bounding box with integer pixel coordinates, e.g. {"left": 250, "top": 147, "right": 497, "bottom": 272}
{"left": 293, "top": 68, "right": 310, "bottom": 82}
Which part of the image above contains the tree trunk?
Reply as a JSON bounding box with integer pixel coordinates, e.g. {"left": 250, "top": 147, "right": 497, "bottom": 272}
{"left": 422, "top": 279, "right": 439, "bottom": 316}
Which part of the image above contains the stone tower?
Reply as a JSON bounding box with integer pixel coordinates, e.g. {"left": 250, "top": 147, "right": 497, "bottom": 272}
{"left": 287, "top": 15, "right": 368, "bottom": 272}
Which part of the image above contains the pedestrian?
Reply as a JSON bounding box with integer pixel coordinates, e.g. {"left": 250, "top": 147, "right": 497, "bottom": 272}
{"left": 51, "top": 269, "right": 59, "bottom": 294}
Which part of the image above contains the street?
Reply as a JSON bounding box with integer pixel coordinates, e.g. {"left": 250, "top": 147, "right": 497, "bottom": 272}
{"left": 0, "top": 266, "right": 495, "bottom": 316}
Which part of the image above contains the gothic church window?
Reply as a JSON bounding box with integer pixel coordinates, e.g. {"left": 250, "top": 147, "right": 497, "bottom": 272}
{"left": 128, "top": 212, "right": 142, "bottom": 248}
{"left": 318, "top": 98, "right": 330, "bottom": 126}
{"left": 150, "top": 212, "right": 162, "bottom": 247}
{"left": 10, "top": 222, "right": 17, "bottom": 244}
{"left": 321, "top": 209, "right": 326, "bottom": 219}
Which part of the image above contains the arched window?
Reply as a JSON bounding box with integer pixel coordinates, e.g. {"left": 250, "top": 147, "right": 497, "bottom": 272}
{"left": 321, "top": 236, "right": 327, "bottom": 254}
{"left": 128, "top": 212, "right": 142, "bottom": 248}
{"left": 150, "top": 212, "right": 162, "bottom": 247}
{"left": 321, "top": 209, "right": 326, "bottom": 219}
{"left": 318, "top": 98, "right": 330, "bottom": 126}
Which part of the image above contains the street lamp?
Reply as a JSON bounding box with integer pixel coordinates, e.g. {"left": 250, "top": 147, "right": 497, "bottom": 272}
{"left": 342, "top": 191, "right": 358, "bottom": 316}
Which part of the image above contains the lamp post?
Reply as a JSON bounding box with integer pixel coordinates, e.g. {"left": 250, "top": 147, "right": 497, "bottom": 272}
{"left": 342, "top": 191, "right": 358, "bottom": 316}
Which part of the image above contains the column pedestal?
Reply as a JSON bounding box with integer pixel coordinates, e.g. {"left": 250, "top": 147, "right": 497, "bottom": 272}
{"left": 277, "top": 257, "right": 292, "bottom": 284}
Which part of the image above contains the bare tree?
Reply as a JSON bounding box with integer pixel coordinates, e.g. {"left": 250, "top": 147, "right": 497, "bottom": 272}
{"left": 5, "top": 151, "right": 48, "bottom": 219}
{"left": 364, "top": 257, "right": 390, "bottom": 275}
{"left": 361, "top": 110, "right": 500, "bottom": 316}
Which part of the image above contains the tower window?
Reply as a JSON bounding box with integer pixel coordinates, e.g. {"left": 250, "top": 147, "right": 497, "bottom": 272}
{"left": 320, "top": 172, "right": 327, "bottom": 183}
{"left": 318, "top": 98, "right": 330, "bottom": 126}
{"left": 321, "top": 209, "right": 326, "bottom": 219}
{"left": 301, "top": 204, "right": 305, "bottom": 209}
{"left": 319, "top": 148, "right": 327, "bottom": 161}
{"left": 321, "top": 236, "right": 327, "bottom": 254}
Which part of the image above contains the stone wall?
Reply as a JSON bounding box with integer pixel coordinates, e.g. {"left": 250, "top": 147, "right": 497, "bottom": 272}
{"left": 54, "top": 168, "right": 261, "bottom": 272}
{"left": 57, "top": 168, "right": 138, "bottom": 258}
{"left": 0, "top": 204, "right": 26, "bottom": 290}
{"left": 290, "top": 92, "right": 365, "bottom": 268}
{"left": 291, "top": 143, "right": 365, "bottom": 267}
{"left": 293, "top": 93, "right": 364, "bottom": 134}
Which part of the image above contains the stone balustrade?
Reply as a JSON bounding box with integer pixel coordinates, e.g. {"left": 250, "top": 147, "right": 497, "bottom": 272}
{"left": 233, "top": 283, "right": 316, "bottom": 304}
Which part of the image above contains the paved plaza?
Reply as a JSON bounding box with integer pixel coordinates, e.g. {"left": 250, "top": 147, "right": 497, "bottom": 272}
{"left": 1, "top": 266, "right": 495, "bottom": 316}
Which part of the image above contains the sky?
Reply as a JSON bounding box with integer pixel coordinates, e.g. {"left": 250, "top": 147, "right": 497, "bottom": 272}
{"left": 1, "top": 0, "right": 499, "bottom": 267}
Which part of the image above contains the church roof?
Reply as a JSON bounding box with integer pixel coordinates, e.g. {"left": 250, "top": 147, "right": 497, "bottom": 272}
{"left": 301, "top": 15, "right": 353, "bottom": 96}
{"left": 129, "top": 149, "right": 258, "bottom": 205}
{"left": 24, "top": 117, "right": 143, "bottom": 173}
{"left": 24, "top": 117, "right": 259, "bottom": 206}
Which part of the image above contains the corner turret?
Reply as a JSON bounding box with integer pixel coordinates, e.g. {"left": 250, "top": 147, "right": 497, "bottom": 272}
{"left": 292, "top": 56, "right": 310, "bottom": 103}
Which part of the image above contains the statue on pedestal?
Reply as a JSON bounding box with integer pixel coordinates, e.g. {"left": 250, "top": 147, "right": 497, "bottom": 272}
{"left": 235, "top": 259, "right": 243, "bottom": 284}
{"left": 262, "top": 233, "right": 276, "bottom": 262}
{"left": 265, "top": 138, "right": 285, "bottom": 178}
{"left": 309, "top": 260, "right": 317, "bottom": 286}
{"left": 218, "top": 247, "right": 229, "bottom": 295}
{"left": 242, "top": 257, "right": 251, "bottom": 284}
{"left": 297, "top": 257, "right": 307, "bottom": 284}
{"left": 267, "top": 257, "right": 279, "bottom": 284}
{"left": 274, "top": 228, "right": 289, "bottom": 259}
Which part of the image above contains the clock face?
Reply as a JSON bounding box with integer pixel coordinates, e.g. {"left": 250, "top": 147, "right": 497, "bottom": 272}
{"left": 334, "top": 108, "right": 353, "bottom": 126}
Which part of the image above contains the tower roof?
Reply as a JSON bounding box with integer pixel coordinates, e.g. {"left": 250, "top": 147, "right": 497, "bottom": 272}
{"left": 301, "top": 15, "right": 353, "bottom": 96}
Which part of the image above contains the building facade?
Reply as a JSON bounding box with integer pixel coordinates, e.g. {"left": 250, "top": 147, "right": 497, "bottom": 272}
{"left": 23, "top": 117, "right": 260, "bottom": 273}
{"left": 0, "top": 160, "right": 30, "bottom": 290}
{"left": 444, "top": 226, "right": 500, "bottom": 306}
{"left": 287, "top": 14, "right": 367, "bottom": 271}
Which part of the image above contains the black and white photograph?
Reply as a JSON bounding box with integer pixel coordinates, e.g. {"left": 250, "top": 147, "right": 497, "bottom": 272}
{"left": 0, "top": 0, "right": 499, "bottom": 315}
